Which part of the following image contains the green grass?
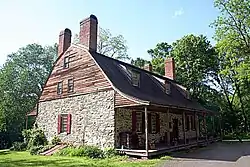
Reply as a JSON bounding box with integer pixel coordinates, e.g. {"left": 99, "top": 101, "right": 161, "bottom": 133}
{"left": 0, "top": 150, "right": 164, "bottom": 167}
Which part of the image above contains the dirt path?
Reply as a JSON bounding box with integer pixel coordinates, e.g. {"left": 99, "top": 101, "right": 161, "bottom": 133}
{"left": 161, "top": 142, "right": 250, "bottom": 167}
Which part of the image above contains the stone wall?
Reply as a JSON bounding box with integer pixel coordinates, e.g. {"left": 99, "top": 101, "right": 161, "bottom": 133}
{"left": 115, "top": 108, "right": 198, "bottom": 148}
{"left": 36, "top": 90, "right": 115, "bottom": 148}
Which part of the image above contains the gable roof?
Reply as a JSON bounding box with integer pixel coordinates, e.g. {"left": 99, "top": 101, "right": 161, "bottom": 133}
{"left": 90, "top": 51, "right": 211, "bottom": 112}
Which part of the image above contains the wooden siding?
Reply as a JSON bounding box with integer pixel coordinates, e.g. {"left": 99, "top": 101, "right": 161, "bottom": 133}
{"left": 39, "top": 46, "right": 112, "bottom": 102}
{"left": 115, "top": 92, "right": 140, "bottom": 107}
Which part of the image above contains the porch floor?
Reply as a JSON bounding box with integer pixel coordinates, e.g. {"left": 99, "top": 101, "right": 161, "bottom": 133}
{"left": 116, "top": 138, "right": 221, "bottom": 157}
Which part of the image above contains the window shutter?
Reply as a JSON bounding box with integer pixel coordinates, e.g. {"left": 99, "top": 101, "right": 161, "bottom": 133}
{"left": 148, "top": 113, "right": 152, "bottom": 133}
{"left": 156, "top": 113, "right": 160, "bottom": 133}
{"left": 142, "top": 112, "right": 145, "bottom": 133}
{"left": 58, "top": 114, "right": 61, "bottom": 134}
{"left": 132, "top": 111, "right": 136, "bottom": 131}
{"left": 67, "top": 114, "right": 72, "bottom": 134}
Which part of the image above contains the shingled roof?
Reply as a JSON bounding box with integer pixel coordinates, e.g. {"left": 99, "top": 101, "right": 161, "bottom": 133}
{"left": 90, "top": 51, "right": 211, "bottom": 112}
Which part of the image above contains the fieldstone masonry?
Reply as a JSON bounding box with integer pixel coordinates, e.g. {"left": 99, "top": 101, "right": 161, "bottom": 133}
{"left": 36, "top": 90, "right": 115, "bottom": 149}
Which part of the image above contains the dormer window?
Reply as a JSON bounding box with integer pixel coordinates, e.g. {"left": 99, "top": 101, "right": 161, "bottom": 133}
{"left": 131, "top": 70, "right": 140, "bottom": 87}
{"left": 64, "top": 56, "right": 69, "bottom": 68}
{"left": 165, "top": 82, "right": 171, "bottom": 94}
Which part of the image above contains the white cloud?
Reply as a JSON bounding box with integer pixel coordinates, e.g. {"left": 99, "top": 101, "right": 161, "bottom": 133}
{"left": 173, "top": 8, "right": 184, "bottom": 18}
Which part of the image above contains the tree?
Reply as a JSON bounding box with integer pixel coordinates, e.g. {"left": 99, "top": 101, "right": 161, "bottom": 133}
{"left": 170, "top": 35, "right": 217, "bottom": 99}
{"left": 147, "top": 36, "right": 217, "bottom": 99}
{"left": 212, "top": 0, "right": 250, "bottom": 131}
{"left": 0, "top": 43, "right": 57, "bottom": 142}
{"left": 73, "top": 27, "right": 130, "bottom": 61}
{"left": 147, "top": 42, "right": 171, "bottom": 75}
{"left": 131, "top": 57, "right": 150, "bottom": 68}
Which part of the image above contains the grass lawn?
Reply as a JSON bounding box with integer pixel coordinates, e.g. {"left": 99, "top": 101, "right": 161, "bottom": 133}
{"left": 0, "top": 150, "right": 166, "bottom": 167}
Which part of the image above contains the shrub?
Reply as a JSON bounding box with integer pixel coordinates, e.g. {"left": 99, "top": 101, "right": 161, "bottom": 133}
{"left": 55, "top": 145, "right": 104, "bottom": 158}
{"left": 10, "top": 142, "right": 27, "bottom": 151}
{"left": 80, "top": 145, "right": 104, "bottom": 158}
{"left": 51, "top": 136, "right": 61, "bottom": 145}
{"left": 22, "top": 129, "right": 47, "bottom": 149}
{"left": 29, "top": 145, "right": 45, "bottom": 155}
{"left": 103, "top": 148, "right": 119, "bottom": 158}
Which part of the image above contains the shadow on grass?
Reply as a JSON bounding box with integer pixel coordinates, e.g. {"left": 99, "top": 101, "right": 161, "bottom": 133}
{"left": 171, "top": 141, "right": 250, "bottom": 162}
{"left": 0, "top": 150, "right": 10, "bottom": 156}
{"left": 0, "top": 158, "right": 105, "bottom": 167}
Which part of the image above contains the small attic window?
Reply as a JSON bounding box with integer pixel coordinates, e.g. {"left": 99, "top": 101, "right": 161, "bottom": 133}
{"left": 64, "top": 56, "right": 69, "bottom": 68}
{"left": 131, "top": 70, "right": 140, "bottom": 87}
{"left": 165, "top": 82, "right": 171, "bottom": 94}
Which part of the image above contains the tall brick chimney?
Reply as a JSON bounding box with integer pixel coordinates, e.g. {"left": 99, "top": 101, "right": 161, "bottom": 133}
{"left": 165, "top": 57, "right": 176, "bottom": 80}
{"left": 79, "top": 14, "right": 98, "bottom": 52}
{"left": 58, "top": 28, "right": 72, "bottom": 57}
{"left": 144, "top": 63, "right": 152, "bottom": 72}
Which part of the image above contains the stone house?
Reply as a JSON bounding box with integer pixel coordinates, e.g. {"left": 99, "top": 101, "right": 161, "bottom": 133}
{"left": 34, "top": 15, "right": 219, "bottom": 157}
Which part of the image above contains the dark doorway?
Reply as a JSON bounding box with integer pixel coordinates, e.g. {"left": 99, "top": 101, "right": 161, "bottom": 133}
{"left": 170, "top": 119, "right": 179, "bottom": 145}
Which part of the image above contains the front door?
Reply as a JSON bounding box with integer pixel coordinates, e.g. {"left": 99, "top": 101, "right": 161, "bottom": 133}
{"left": 172, "top": 119, "right": 179, "bottom": 141}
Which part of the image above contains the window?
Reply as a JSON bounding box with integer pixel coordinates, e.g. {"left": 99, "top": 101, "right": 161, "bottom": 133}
{"left": 64, "top": 56, "right": 69, "bottom": 68}
{"left": 57, "top": 82, "right": 63, "bottom": 95}
{"left": 136, "top": 112, "right": 143, "bottom": 133}
{"left": 151, "top": 113, "right": 157, "bottom": 133}
{"left": 58, "top": 114, "right": 71, "bottom": 134}
{"left": 191, "top": 115, "right": 196, "bottom": 130}
{"left": 68, "top": 79, "right": 74, "bottom": 93}
{"left": 61, "top": 114, "right": 68, "bottom": 133}
{"left": 131, "top": 70, "right": 140, "bottom": 87}
{"left": 165, "top": 82, "right": 171, "bottom": 94}
{"left": 186, "top": 115, "right": 190, "bottom": 131}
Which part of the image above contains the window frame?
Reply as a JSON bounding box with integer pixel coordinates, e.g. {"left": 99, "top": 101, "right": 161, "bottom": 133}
{"left": 60, "top": 114, "right": 68, "bottom": 133}
{"left": 67, "top": 78, "right": 74, "bottom": 93}
{"left": 131, "top": 70, "right": 140, "bottom": 87}
{"left": 57, "top": 82, "right": 63, "bottom": 95}
{"left": 136, "top": 111, "right": 143, "bottom": 133}
{"left": 150, "top": 113, "right": 157, "bottom": 134}
{"left": 64, "top": 56, "right": 69, "bottom": 68}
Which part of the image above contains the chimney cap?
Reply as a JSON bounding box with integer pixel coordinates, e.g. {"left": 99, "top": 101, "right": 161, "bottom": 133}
{"left": 80, "top": 14, "right": 98, "bottom": 25}
{"left": 59, "top": 28, "right": 72, "bottom": 36}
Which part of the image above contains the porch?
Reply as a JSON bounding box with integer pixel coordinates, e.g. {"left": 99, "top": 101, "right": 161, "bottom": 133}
{"left": 114, "top": 105, "right": 221, "bottom": 157}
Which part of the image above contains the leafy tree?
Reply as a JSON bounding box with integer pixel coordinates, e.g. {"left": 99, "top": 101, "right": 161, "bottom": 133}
{"left": 0, "top": 44, "right": 57, "bottom": 142}
{"left": 212, "top": 0, "right": 250, "bottom": 131}
{"left": 147, "top": 42, "right": 171, "bottom": 75}
{"left": 171, "top": 35, "right": 217, "bottom": 99}
{"left": 73, "top": 27, "right": 130, "bottom": 61}
{"left": 147, "top": 36, "right": 217, "bottom": 99}
{"left": 131, "top": 57, "right": 150, "bottom": 68}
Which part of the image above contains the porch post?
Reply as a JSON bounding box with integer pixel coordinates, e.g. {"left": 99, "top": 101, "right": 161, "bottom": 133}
{"left": 195, "top": 112, "right": 198, "bottom": 142}
{"left": 167, "top": 109, "right": 170, "bottom": 146}
{"left": 182, "top": 111, "right": 186, "bottom": 144}
{"left": 204, "top": 113, "right": 208, "bottom": 141}
{"left": 144, "top": 106, "right": 149, "bottom": 157}
{"left": 26, "top": 115, "right": 28, "bottom": 129}
{"left": 212, "top": 115, "right": 215, "bottom": 137}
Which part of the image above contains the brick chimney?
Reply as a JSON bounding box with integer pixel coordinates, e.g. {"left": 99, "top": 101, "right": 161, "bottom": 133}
{"left": 58, "top": 28, "right": 72, "bottom": 57}
{"left": 80, "top": 14, "right": 98, "bottom": 52}
{"left": 144, "top": 63, "right": 152, "bottom": 72}
{"left": 165, "top": 57, "right": 176, "bottom": 80}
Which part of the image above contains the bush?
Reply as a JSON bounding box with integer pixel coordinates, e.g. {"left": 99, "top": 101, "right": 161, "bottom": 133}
{"left": 55, "top": 145, "right": 104, "bottom": 158}
{"left": 51, "top": 136, "right": 61, "bottom": 145}
{"left": 22, "top": 129, "right": 47, "bottom": 149}
{"left": 30, "top": 145, "right": 45, "bottom": 155}
{"left": 10, "top": 142, "right": 27, "bottom": 151}
{"left": 103, "top": 148, "right": 119, "bottom": 158}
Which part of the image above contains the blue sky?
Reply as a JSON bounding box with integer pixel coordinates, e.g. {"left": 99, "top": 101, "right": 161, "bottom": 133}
{"left": 0, "top": 0, "right": 218, "bottom": 65}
